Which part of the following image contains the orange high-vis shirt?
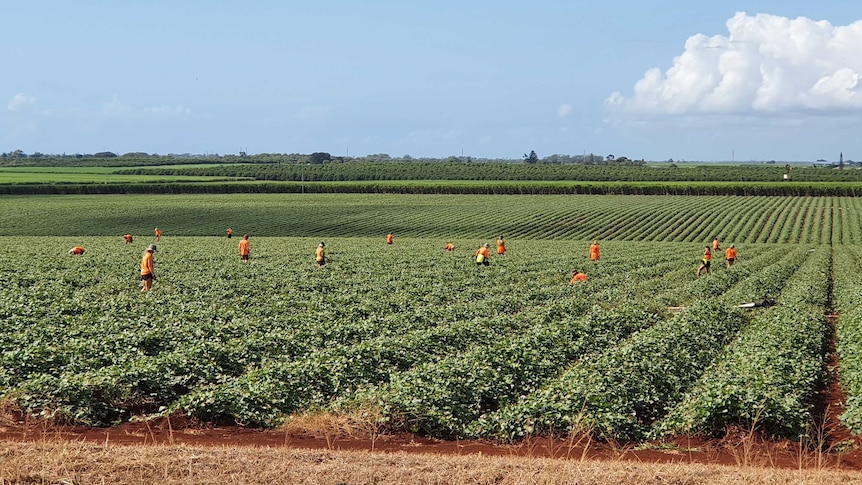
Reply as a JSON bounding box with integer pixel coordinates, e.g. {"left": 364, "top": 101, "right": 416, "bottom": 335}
{"left": 590, "top": 244, "right": 600, "bottom": 261}
{"left": 70, "top": 246, "right": 85, "bottom": 255}
{"left": 141, "top": 251, "right": 154, "bottom": 275}
{"left": 725, "top": 247, "right": 736, "bottom": 260}
{"left": 315, "top": 246, "right": 325, "bottom": 262}
{"left": 496, "top": 239, "right": 505, "bottom": 254}
{"left": 476, "top": 246, "right": 490, "bottom": 259}
{"left": 445, "top": 243, "right": 455, "bottom": 252}
{"left": 386, "top": 233, "right": 393, "bottom": 244}
{"left": 570, "top": 273, "right": 588, "bottom": 284}
{"left": 712, "top": 239, "right": 720, "bottom": 250}
{"left": 239, "top": 239, "right": 250, "bottom": 256}
{"left": 703, "top": 249, "right": 712, "bottom": 261}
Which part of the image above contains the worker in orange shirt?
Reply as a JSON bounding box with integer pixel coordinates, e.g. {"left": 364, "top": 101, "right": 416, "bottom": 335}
{"left": 227, "top": 227, "right": 234, "bottom": 239}
{"left": 475, "top": 243, "right": 491, "bottom": 266}
{"left": 239, "top": 234, "right": 250, "bottom": 263}
{"left": 697, "top": 246, "right": 711, "bottom": 277}
{"left": 445, "top": 242, "right": 455, "bottom": 252}
{"left": 496, "top": 236, "right": 506, "bottom": 255}
{"left": 68, "top": 246, "right": 86, "bottom": 255}
{"left": 140, "top": 245, "right": 157, "bottom": 291}
{"left": 712, "top": 236, "right": 721, "bottom": 251}
{"left": 154, "top": 227, "right": 162, "bottom": 242}
{"left": 725, "top": 244, "right": 737, "bottom": 268}
{"left": 570, "top": 269, "right": 588, "bottom": 284}
{"left": 123, "top": 234, "right": 133, "bottom": 244}
{"left": 386, "top": 233, "right": 394, "bottom": 245}
{"left": 589, "top": 240, "right": 600, "bottom": 261}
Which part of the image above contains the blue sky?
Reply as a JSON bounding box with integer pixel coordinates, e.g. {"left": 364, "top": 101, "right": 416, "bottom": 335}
{"left": 2, "top": 1, "right": 861, "bottom": 162}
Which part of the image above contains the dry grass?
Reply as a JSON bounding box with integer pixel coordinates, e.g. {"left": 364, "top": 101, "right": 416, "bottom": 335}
{"left": 1, "top": 441, "right": 862, "bottom": 485}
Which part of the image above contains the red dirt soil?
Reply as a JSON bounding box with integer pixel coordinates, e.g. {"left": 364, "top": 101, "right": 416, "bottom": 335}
{"left": 2, "top": 314, "right": 858, "bottom": 471}
{"left": 2, "top": 413, "right": 861, "bottom": 471}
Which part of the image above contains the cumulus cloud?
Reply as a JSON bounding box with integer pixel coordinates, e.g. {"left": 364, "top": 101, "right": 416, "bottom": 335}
{"left": 558, "top": 103, "right": 573, "bottom": 118}
{"left": 8, "top": 93, "right": 36, "bottom": 111}
{"left": 606, "top": 12, "right": 862, "bottom": 115}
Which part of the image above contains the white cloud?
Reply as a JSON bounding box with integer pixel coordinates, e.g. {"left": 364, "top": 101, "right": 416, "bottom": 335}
{"left": 607, "top": 12, "right": 862, "bottom": 115}
{"left": 101, "top": 95, "right": 131, "bottom": 117}
{"left": 8, "top": 93, "right": 36, "bottom": 111}
{"left": 558, "top": 103, "right": 572, "bottom": 118}
{"left": 144, "top": 105, "right": 191, "bottom": 117}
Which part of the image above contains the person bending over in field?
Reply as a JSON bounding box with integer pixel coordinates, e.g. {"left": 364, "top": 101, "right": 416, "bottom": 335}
{"left": 475, "top": 243, "right": 490, "bottom": 266}
{"left": 68, "top": 246, "right": 86, "bottom": 256}
{"left": 140, "top": 245, "right": 157, "bottom": 291}
{"left": 570, "top": 269, "right": 588, "bottom": 284}
{"left": 239, "top": 234, "right": 250, "bottom": 263}
{"left": 697, "top": 246, "right": 711, "bottom": 277}
{"left": 386, "top": 232, "right": 394, "bottom": 245}
{"left": 316, "top": 242, "right": 326, "bottom": 266}
{"left": 123, "top": 234, "right": 133, "bottom": 244}
{"left": 725, "top": 244, "right": 737, "bottom": 268}
{"left": 445, "top": 242, "right": 455, "bottom": 252}
{"left": 496, "top": 236, "right": 506, "bottom": 255}
{"left": 589, "top": 240, "right": 600, "bottom": 261}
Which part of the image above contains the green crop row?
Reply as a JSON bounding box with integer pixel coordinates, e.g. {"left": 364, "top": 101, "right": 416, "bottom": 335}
{"left": 475, "top": 302, "right": 748, "bottom": 442}
{"left": 3, "top": 194, "right": 862, "bottom": 245}
{"left": 832, "top": 247, "right": 862, "bottom": 433}
{"left": 658, "top": 247, "right": 830, "bottom": 438}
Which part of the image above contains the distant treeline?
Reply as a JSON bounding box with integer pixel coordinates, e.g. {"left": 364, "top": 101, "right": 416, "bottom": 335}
{"left": 115, "top": 162, "right": 862, "bottom": 183}
{"left": 4, "top": 181, "right": 862, "bottom": 197}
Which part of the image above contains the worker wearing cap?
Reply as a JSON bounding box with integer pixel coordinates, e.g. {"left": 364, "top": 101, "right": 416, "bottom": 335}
{"left": 316, "top": 242, "right": 326, "bottom": 266}
{"left": 570, "top": 270, "right": 588, "bottom": 284}
{"left": 475, "top": 243, "right": 491, "bottom": 266}
{"left": 725, "top": 244, "right": 737, "bottom": 268}
{"left": 141, "top": 245, "right": 157, "bottom": 291}
{"left": 68, "top": 246, "right": 85, "bottom": 256}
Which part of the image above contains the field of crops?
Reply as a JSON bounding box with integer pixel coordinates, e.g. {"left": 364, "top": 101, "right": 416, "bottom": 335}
{"left": 1, "top": 190, "right": 859, "bottom": 444}
{"left": 3, "top": 194, "right": 862, "bottom": 245}
{"left": 0, "top": 229, "right": 850, "bottom": 443}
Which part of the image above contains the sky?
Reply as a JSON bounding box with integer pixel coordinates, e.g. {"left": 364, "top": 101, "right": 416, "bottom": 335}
{"left": 2, "top": 1, "right": 862, "bottom": 162}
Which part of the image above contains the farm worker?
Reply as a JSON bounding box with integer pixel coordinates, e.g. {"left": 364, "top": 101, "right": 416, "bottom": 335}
{"left": 697, "top": 246, "right": 711, "bottom": 277}
{"left": 589, "top": 240, "right": 600, "bottom": 261}
{"left": 445, "top": 242, "right": 455, "bottom": 252}
{"left": 140, "top": 244, "right": 157, "bottom": 291}
{"left": 712, "top": 236, "right": 720, "bottom": 251}
{"left": 315, "top": 242, "right": 326, "bottom": 266}
{"left": 725, "top": 244, "right": 737, "bottom": 268}
{"left": 570, "top": 269, "right": 588, "bottom": 284}
{"left": 154, "top": 227, "right": 162, "bottom": 242}
{"left": 496, "top": 236, "right": 506, "bottom": 255}
{"left": 68, "top": 246, "right": 85, "bottom": 255}
{"left": 239, "top": 234, "right": 250, "bottom": 263}
{"left": 476, "top": 243, "right": 490, "bottom": 266}
{"left": 123, "top": 234, "right": 133, "bottom": 244}
{"left": 386, "top": 233, "right": 394, "bottom": 245}
{"left": 227, "top": 227, "right": 233, "bottom": 239}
